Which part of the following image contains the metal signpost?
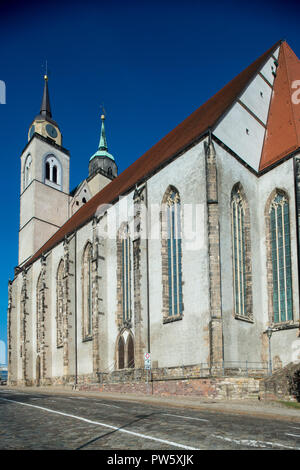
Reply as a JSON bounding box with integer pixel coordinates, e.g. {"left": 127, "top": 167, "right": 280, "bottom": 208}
{"left": 144, "top": 353, "right": 151, "bottom": 394}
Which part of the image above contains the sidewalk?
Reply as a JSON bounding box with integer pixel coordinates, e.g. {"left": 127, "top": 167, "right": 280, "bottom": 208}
{"left": 2, "top": 385, "right": 300, "bottom": 422}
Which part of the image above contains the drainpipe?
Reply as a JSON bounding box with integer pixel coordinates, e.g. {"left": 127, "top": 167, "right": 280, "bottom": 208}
{"left": 74, "top": 230, "right": 78, "bottom": 387}
{"left": 145, "top": 180, "right": 152, "bottom": 393}
{"left": 293, "top": 156, "right": 300, "bottom": 337}
{"left": 145, "top": 181, "right": 151, "bottom": 354}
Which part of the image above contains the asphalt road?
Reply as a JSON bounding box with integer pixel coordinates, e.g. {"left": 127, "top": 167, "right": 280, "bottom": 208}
{"left": 0, "top": 389, "right": 300, "bottom": 452}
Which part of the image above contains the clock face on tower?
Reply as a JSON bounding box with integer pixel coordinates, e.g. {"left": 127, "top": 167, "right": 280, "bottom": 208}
{"left": 46, "top": 124, "right": 58, "bottom": 139}
{"left": 29, "top": 125, "right": 35, "bottom": 140}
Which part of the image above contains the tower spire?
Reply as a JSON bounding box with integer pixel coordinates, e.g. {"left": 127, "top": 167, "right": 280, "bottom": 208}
{"left": 98, "top": 113, "right": 108, "bottom": 151}
{"left": 40, "top": 74, "right": 52, "bottom": 119}
{"left": 28, "top": 69, "right": 61, "bottom": 145}
{"left": 90, "top": 109, "right": 115, "bottom": 162}
{"left": 89, "top": 108, "right": 117, "bottom": 179}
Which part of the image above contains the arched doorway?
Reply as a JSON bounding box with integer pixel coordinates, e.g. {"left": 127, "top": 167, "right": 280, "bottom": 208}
{"left": 118, "top": 336, "right": 125, "bottom": 369}
{"left": 36, "top": 355, "right": 40, "bottom": 386}
{"left": 127, "top": 335, "right": 134, "bottom": 368}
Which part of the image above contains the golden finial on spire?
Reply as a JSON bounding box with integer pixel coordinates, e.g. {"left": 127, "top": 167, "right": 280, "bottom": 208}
{"left": 43, "top": 60, "right": 49, "bottom": 81}
{"left": 100, "top": 104, "right": 106, "bottom": 120}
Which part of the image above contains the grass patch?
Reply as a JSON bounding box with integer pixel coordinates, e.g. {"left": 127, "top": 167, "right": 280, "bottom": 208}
{"left": 278, "top": 400, "right": 300, "bottom": 409}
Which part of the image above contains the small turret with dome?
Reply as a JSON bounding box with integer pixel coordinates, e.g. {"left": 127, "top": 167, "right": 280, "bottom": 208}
{"left": 28, "top": 74, "right": 62, "bottom": 146}
{"left": 89, "top": 112, "right": 117, "bottom": 179}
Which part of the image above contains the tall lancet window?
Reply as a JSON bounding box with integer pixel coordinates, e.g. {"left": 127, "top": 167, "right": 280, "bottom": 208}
{"left": 82, "top": 242, "right": 93, "bottom": 339}
{"left": 161, "top": 186, "right": 183, "bottom": 320}
{"left": 56, "top": 260, "right": 64, "bottom": 348}
{"left": 231, "top": 184, "right": 252, "bottom": 320}
{"left": 36, "top": 273, "right": 43, "bottom": 354}
{"left": 269, "top": 192, "right": 293, "bottom": 323}
{"left": 120, "top": 224, "right": 132, "bottom": 323}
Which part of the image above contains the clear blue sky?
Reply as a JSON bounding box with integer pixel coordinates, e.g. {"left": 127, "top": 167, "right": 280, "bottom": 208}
{"left": 0, "top": 0, "right": 300, "bottom": 362}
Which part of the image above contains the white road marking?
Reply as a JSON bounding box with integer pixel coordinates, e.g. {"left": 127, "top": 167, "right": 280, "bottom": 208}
{"left": 212, "top": 434, "right": 300, "bottom": 450}
{"left": 0, "top": 397, "right": 198, "bottom": 450}
{"left": 285, "top": 433, "right": 300, "bottom": 438}
{"left": 162, "top": 413, "right": 209, "bottom": 422}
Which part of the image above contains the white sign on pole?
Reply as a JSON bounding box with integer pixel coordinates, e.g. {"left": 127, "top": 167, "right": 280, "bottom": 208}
{"left": 144, "top": 352, "right": 151, "bottom": 370}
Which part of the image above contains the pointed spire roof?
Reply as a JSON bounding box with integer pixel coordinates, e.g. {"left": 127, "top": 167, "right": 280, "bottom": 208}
{"left": 40, "top": 75, "right": 52, "bottom": 119}
{"left": 260, "top": 41, "right": 300, "bottom": 170}
{"left": 99, "top": 115, "right": 107, "bottom": 150}
{"left": 90, "top": 114, "right": 115, "bottom": 161}
{"left": 33, "top": 74, "right": 58, "bottom": 127}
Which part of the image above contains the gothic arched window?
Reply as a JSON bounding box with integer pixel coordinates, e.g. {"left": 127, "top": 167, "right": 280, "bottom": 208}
{"left": 36, "top": 273, "right": 43, "bottom": 354}
{"left": 82, "top": 242, "right": 93, "bottom": 339}
{"left": 119, "top": 224, "right": 132, "bottom": 324}
{"left": 268, "top": 191, "right": 293, "bottom": 323}
{"left": 231, "top": 184, "right": 252, "bottom": 319}
{"left": 161, "top": 186, "right": 183, "bottom": 321}
{"left": 56, "top": 260, "right": 64, "bottom": 348}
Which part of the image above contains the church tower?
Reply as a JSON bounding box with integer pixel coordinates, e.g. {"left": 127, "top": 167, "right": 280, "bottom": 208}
{"left": 69, "top": 112, "right": 117, "bottom": 215}
{"left": 87, "top": 113, "right": 117, "bottom": 194}
{"left": 18, "top": 74, "right": 70, "bottom": 266}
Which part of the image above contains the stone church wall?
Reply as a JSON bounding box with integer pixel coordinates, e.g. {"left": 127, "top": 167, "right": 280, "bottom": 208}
{"left": 217, "top": 144, "right": 300, "bottom": 368}
{"left": 147, "top": 139, "right": 210, "bottom": 369}
{"left": 8, "top": 138, "right": 300, "bottom": 388}
{"left": 258, "top": 156, "right": 300, "bottom": 365}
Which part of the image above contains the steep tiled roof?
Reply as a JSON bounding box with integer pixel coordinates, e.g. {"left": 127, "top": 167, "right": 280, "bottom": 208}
{"left": 260, "top": 42, "right": 300, "bottom": 170}
{"left": 23, "top": 40, "right": 283, "bottom": 269}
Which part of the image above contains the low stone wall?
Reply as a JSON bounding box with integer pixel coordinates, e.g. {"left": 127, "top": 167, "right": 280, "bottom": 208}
{"left": 9, "top": 363, "right": 300, "bottom": 402}
{"left": 260, "top": 362, "right": 300, "bottom": 402}
{"left": 95, "top": 363, "right": 266, "bottom": 384}
{"left": 79, "top": 376, "right": 261, "bottom": 400}
{"left": 8, "top": 363, "right": 266, "bottom": 400}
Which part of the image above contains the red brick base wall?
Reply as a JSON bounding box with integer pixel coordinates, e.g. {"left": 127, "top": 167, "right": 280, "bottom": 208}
{"left": 79, "top": 377, "right": 261, "bottom": 400}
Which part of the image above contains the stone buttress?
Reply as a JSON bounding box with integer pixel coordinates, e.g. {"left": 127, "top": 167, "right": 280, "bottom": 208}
{"left": 205, "top": 136, "right": 224, "bottom": 371}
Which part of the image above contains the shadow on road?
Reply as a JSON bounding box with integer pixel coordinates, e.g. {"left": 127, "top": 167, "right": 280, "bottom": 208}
{"left": 74, "top": 413, "right": 158, "bottom": 450}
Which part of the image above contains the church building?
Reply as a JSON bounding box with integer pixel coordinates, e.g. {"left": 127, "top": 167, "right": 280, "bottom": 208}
{"left": 7, "top": 39, "right": 300, "bottom": 388}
